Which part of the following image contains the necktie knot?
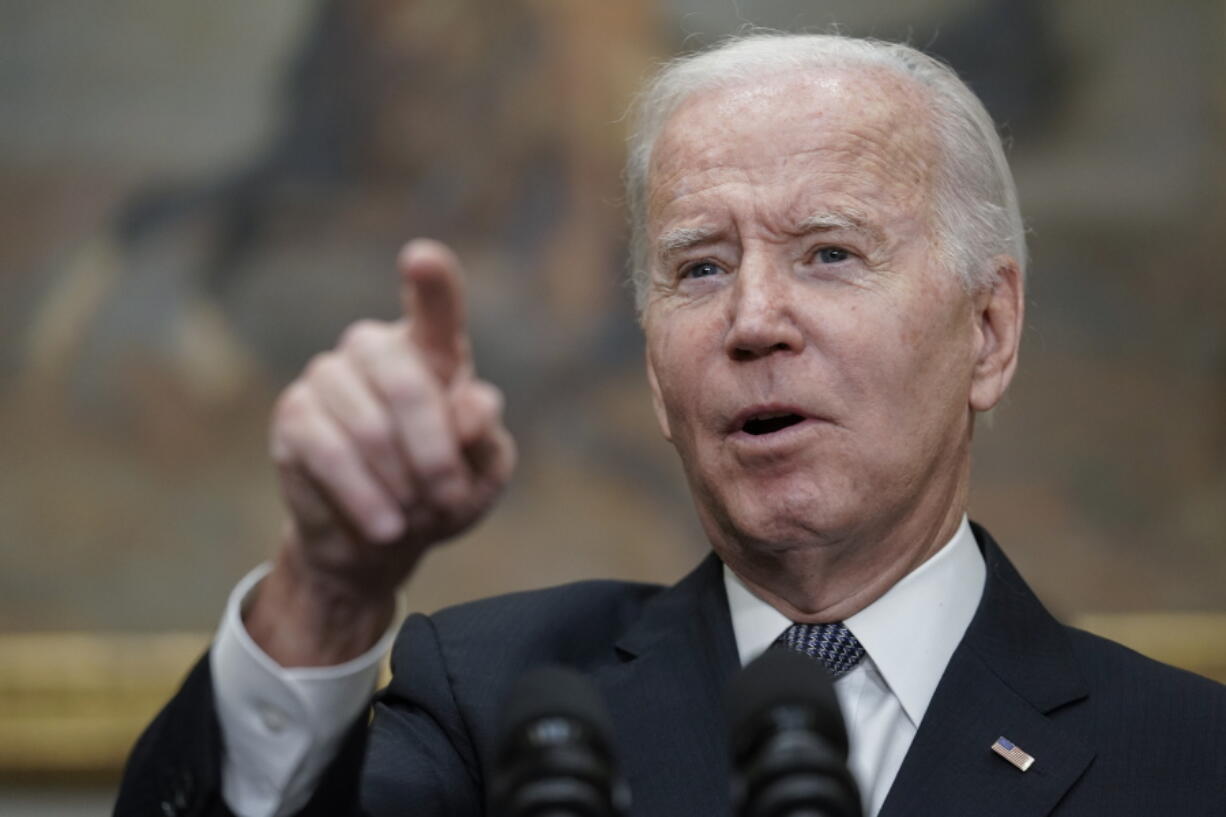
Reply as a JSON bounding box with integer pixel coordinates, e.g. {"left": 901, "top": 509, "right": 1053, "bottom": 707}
{"left": 774, "top": 621, "right": 865, "bottom": 679}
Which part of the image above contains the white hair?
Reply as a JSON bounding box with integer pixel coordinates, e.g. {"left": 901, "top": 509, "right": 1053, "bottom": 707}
{"left": 624, "top": 32, "right": 1027, "bottom": 313}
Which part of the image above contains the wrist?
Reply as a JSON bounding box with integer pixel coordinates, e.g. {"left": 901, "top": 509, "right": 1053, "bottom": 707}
{"left": 245, "top": 546, "right": 397, "bottom": 667}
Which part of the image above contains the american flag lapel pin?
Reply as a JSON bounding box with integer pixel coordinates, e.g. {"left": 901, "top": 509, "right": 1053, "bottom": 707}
{"left": 991, "top": 736, "right": 1035, "bottom": 772}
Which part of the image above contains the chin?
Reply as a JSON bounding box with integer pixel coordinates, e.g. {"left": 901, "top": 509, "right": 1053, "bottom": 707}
{"left": 705, "top": 477, "right": 864, "bottom": 553}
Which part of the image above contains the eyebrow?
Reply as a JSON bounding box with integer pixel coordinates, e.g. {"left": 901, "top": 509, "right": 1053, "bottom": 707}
{"left": 655, "top": 225, "right": 720, "bottom": 260}
{"left": 797, "top": 210, "right": 886, "bottom": 247}
{"left": 653, "top": 210, "right": 886, "bottom": 262}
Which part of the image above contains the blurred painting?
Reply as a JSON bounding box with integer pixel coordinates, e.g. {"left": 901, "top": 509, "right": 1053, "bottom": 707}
{"left": 0, "top": 0, "right": 1223, "bottom": 805}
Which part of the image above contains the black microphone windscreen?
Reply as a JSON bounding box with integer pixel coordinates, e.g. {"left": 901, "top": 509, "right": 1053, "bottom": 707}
{"left": 499, "top": 665, "right": 616, "bottom": 750}
{"left": 727, "top": 647, "right": 849, "bottom": 760}
{"left": 493, "top": 666, "right": 627, "bottom": 817}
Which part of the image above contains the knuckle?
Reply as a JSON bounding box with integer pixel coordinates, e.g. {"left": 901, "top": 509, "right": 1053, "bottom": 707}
{"left": 462, "top": 381, "right": 505, "bottom": 429}
{"left": 349, "top": 415, "right": 392, "bottom": 451}
{"left": 417, "top": 453, "right": 461, "bottom": 485}
{"left": 476, "top": 380, "right": 504, "bottom": 409}
{"left": 304, "top": 351, "right": 342, "bottom": 381}
{"left": 312, "top": 439, "right": 350, "bottom": 474}
{"left": 273, "top": 382, "right": 314, "bottom": 425}
{"left": 268, "top": 436, "right": 294, "bottom": 466}
{"left": 381, "top": 371, "right": 432, "bottom": 408}
{"left": 340, "top": 319, "right": 389, "bottom": 352}
{"left": 487, "top": 385, "right": 506, "bottom": 416}
{"left": 344, "top": 490, "right": 385, "bottom": 523}
{"left": 480, "top": 387, "right": 506, "bottom": 424}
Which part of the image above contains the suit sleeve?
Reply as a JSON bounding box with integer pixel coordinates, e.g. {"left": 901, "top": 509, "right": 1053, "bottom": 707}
{"left": 112, "top": 651, "right": 374, "bottom": 817}
{"left": 113, "top": 654, "right": 232, "bottom": 817}
{"left": 358, "top": 612, "right": 485, "bottom": 816}
{"left": 115, "top": 612, "right": 488, "bottom": 817}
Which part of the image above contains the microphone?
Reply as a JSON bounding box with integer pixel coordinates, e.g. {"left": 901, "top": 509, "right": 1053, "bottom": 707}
{"left": 491, "top": 665, "right": 630, "bottom": 817}
{"left": 727, "top": 648, "right": 861, "bottom": 817}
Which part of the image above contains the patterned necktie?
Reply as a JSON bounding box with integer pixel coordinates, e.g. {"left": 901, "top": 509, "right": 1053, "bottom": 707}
{"left": 774, "top": 621, "right": 866, "bottom": 679}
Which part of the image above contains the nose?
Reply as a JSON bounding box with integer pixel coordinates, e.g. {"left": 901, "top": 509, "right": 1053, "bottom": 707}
{"left": 724, "top": 255, "right": 803, "bottom": 361}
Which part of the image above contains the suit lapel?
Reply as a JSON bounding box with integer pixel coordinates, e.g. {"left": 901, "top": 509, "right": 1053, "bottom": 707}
{"left": 595, "top": 553, "right": 739, "bottom": 817}
{"left": 879, "top": 524, "right": 1095, "bottom": 817}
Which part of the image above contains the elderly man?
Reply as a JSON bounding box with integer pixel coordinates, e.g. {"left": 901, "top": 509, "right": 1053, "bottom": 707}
{"left": 116, "top": 33, "right": 1224, "bottom": 817}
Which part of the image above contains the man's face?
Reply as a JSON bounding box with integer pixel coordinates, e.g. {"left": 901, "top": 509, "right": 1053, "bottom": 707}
{"left": 642, "top": 68, "right": 988, "bottom": 557}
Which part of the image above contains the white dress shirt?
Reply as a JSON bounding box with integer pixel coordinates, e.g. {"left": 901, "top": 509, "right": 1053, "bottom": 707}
{"left": 211, "top": 565, "right": 399, "bottom": 817}
{"left": 723, "top": 515, "right": 985, "bottom": 817}
{"left": 213, "top": 516, "right": 983, "bottom": 817}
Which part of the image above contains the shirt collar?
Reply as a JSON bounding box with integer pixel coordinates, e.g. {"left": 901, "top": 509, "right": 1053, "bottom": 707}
{"left": 723, "top": 515, "right": 985, "bottom": 727}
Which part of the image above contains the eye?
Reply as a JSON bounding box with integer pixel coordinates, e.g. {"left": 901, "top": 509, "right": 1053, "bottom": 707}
{"left": 681, "top": 261, "right": 725, "bottom": 279}
{"left": 815, "top": 246, "right": 851, "bottom": 264}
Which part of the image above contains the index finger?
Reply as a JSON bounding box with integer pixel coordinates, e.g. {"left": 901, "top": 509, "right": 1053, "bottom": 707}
{"left": 399, "top": 238, "right": 469, "bottom": 381}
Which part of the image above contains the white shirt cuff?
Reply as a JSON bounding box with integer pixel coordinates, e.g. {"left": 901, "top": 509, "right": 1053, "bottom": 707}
{"left": 210, "top": 563, "right": 399, "bottom": 817}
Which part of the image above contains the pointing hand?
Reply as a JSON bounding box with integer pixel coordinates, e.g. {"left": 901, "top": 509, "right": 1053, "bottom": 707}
{"left": 252, "top": 240, "right": 516, "bottom": 665}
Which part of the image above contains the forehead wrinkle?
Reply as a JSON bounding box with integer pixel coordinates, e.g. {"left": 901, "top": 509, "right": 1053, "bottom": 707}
{"left": 646, "top": 67, "right": 943, "bottom": 266}
{"left": 657, "top": 125, "right": 936, "bottom": 230}
{"left": 782, "top": 127, "right": 938, "bottom": 249}
{"left": 664, "top": 67, "right": 938, "bottom": 184}
{"left": 835, "top": 104, "right": 939, "bottom": 206}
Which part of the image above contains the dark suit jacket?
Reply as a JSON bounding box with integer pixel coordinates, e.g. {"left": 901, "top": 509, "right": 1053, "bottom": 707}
{"left": 116, "top": 523, "right": 1226, "bottom": 817}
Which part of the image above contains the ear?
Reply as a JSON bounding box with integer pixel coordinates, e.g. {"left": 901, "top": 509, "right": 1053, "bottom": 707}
{"left": 969, "top": 257, "right": 1024, "bottom": 413}
{"left": 645, "top": 347, "right": 673, "bottom": 442}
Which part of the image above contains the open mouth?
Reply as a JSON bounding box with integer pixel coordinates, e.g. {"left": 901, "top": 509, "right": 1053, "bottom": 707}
{"left": 741, "top": 412, "right": 806, "bottom": 436}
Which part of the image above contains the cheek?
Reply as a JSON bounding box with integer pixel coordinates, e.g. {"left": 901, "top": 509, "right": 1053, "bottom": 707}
{"left": 829, "top": 291, "right": 971, "bottom": 430}
{"left": 648, "top": 318, "right": 724, "bottom": 437}
{"left": 877, "top": 307, "right": 976, "bottom": 438}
